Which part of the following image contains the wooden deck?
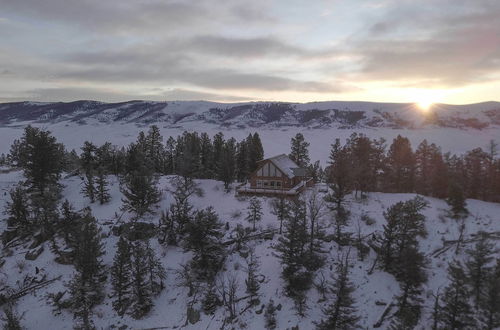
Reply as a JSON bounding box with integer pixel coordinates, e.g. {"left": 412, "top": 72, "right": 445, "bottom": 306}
{"left": 236, "top": 178, "right": 314, "bottom": 197}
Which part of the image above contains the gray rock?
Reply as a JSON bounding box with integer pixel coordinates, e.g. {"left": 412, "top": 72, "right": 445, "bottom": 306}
{"left": 25, "top": 246, "right": 44, "bottom": 260}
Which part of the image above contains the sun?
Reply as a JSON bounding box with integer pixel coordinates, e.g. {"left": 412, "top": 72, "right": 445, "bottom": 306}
{"left": 417, "top": 100, "right": 433, "bottom": 112}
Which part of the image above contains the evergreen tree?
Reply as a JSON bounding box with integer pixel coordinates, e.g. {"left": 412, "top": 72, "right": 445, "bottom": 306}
{"left": 390, "top": 246, "right": 427, "bottom": 329}
{"left": 270, "top": 196, "right": 291, "bottom": 234}
{"left": 465, "top": 233, "right": 496, "bottom": 306}
{"left": 275, "top": 199, "right": 311, "bottom": 314}
{"left": 212, "top": 132, "right": 225, "bottom": 175}
{"left": 199, "top": 132, "right": 214, "bottom": 178}
{"left": 80, "top": 141, "right": 97, "bottom": 175}
{"left": 479, "top": 260, "right": 500, "bottom": 330}
{"left": 264, "top": 299, "right": 277, "bottom": 330}
{"left": 245, "top": 249, "right": 260, "bottom": 305}
{"left": 16, "top": 126, "right": 65, "bottom": 194}
{"left": 386, "top": 135, "right": 415, "bottom": 192}
{"left": 446, "top": 182, "right": 468, "bottom": 218}
{"left": 144, "top": 240, "right": 166, "bottom": 295}
{"left": 184, "top": 207, "right": 225, "bottom": 281}
{"left": 129, "top": 241, "right": 153, "bottom": 319}
{"left": 235, "top": 140, "right": 249, "bottom": 182}
{"left": 144, "top": 125, "right": 164, "bottom": 172}
{"left": 1, "top": 304, "right": 23, "bottom": 330}
{"left": 81, "top": 171, "right": 96, "bottom": 203}
{"left": 248, "top": 133, "right": 264, "bottom": 172}
{"left": 68, "top": 210, "right": 105, "bottom": 328}
{"left": 111, "top": 236, "right": 132, "bottom": 315}
{"left": 202, "top": 281, "right": 221, "bottom": 315}
{"left": 121, "top": 169, "right": 161, "bottom": 217}
{"left": 289, "top": 133, "right": 310, "bottom": 167}
{"left": 218, "top": 138, "right": 236, "bottom": 190}
{"left": 3, "top": 185, "right": 31, "bottom": 240}
{"left": 95, "top": 168, "right": 110, "bottom": 205}
{"left": 246, "top": 197, "right": 263, "bottom": 231}
{"left": 159, "top": 176, "right": 200, "bottom": 244}
{"left": 316, "top": 253, "right": 359, "bottom": 330}
{"left": 379, "top": 197, "right": 428, "bottom": 273}
{"left": 326, "top": 139, "right": 352, "bottom": 212}
{"left": 439, "top": 261, "right": 476, "bottom": 329}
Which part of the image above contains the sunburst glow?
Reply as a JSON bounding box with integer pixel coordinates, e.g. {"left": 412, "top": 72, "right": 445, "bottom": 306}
{"left": 417, "top": 100, "right": 433, "bottom": 112}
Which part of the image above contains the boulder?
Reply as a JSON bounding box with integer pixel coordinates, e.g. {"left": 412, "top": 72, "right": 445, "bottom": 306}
{"left": 25, "top": 246, "right": 44, "bottom": 260}
{"left": 186, "top": 307, "right": 200, "bottom": 324}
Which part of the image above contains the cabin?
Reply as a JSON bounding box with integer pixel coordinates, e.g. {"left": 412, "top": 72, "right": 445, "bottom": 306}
{"left": 236, "top": 154, "right": 314, "bottom": 196}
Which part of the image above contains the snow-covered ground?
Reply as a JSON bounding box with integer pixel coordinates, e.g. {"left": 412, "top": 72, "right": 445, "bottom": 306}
{"left": 1, "top": 170, "right": 499, "bottom": 329}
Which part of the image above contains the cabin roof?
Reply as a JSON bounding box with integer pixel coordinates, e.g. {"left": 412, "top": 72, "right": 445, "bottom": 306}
{"left": 258, "top": 154, "right": 304, "bottom": 178}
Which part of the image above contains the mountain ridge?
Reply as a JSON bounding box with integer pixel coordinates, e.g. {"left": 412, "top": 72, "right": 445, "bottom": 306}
{"left": 1, "top": 100, "right": 499, "bottom": 129}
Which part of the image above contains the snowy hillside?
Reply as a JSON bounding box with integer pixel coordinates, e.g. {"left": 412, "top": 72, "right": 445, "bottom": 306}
{"left": 1, "top": 170, "right": 500, "bottom": 329}
{"left": 1, "top": 100, "right": 499, "bottom": 129}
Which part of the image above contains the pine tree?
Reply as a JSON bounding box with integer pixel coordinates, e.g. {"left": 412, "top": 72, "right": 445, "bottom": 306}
{"left": 245, "top": 197, "right": 263, "bottom": 231}
{"left": 80, "top": 141, "right": 97, "bottom": 176}
{"left": 380, "top": 197, "right": 428, "bottom": 272}
{"left": 289, "top": 133, "right": 310, "bottom": 167}
{"left": 248, "top": 133, "right": 264, "bottom": 173}
{"left": 465, "top": 233, "right": 496, "bottom": 306}
{"left": 16, "top": 126, "right": 65, "bottom": 194}
{"left": 121, "top": 169, "right": 161, "bottom": 218}
{"left": 111, "top": 236, "right": 132, "bottom": 315}
{"left": 316, "top": 253, "right": 359, "bottom": 330}
{"left": 386, "top": 135, "right": 415, "bottom": 192}
{"left": 326, "top": 139, "right": 352, "bottom": 213}
{"left": 81, "top": 171, "right": 96, "bottom": 203}
{"left": 3, "top": 185, "right": 31, "bottom": 240}
{"left": 270, "top": 196, "right": 290, "bottom": 234}
{"left": 203, "top": 281, "right": 221, "bottom": 315}
{"left": 218, "top": 138, "right": 236, "bottom": 190}
{"left": 390, "top": 246, "right": 427, "bottom": 329}
{"left": 439, "top": 261, "right": 476, "bottom": 329}
{"left": 68, "top": 210, "right": 105, "bottom": 329}
{"left": 185, "top": 207, "right": 225, "bottom": 281}
{"left": 144, "top": 125, "right": 164, "bottom": 172}
{"left": 144, "top": 240, "right": 166, "bottom": 295}
{"left": 479, "top": 260, "right": 500, "bottom": 330}
{"left": 1, "top": 304, "right": 23, "bottom": 330}
{"left": 245, "top": 249, "right": 260, "bottom": 305}
{"left": 129, "top": 241, "right": 153, "bottom": 319}
{"left": 95, "top": 168, "right": 110, "bottom": 205}
{"left": 264, "top": 299, "right": 277, "bottom": 330}
{"left": 275, "top": 199, "right": 311, "bottom": 313}
{"left": 446, "top": 182, "right": 468, "bottom": 218}
{"left": 199, "top": 132, "right": 214, "bottom": 178}
{"left": 235, "top": 140, "right": 249, "bottom": 182}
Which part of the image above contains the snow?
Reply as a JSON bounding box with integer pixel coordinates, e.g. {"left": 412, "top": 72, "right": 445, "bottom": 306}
{"left": 1, "top": 169, "right": 500, "bottom": 329}
{"left": 267, "top": 154, "right": 299, "bottom": 178}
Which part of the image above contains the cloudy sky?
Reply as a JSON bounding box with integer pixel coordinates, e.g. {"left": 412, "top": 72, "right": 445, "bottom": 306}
{"left": 0, "top": 0, "right": 499, "bottom": 104}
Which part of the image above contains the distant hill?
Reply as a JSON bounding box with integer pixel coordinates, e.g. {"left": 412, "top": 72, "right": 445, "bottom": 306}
{"left": 1, "top": 100, "right": 499, "bottom": 129}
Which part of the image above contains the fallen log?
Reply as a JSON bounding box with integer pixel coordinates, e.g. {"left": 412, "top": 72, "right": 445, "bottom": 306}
{"left": 373, "top": 302, "right": 394, "bottom": 328}
{"left": 1, "top": 276, "right": 62, "bottom": 306}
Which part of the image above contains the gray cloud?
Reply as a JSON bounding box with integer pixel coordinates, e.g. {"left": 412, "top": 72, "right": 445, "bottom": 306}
{"left": 1, "top": 0, "right": 499, "bottom": 102}
{"left": 345, "top": 0, "right": 500, "bottom": 87}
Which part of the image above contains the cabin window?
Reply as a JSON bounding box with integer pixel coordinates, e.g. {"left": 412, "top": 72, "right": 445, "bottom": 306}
{"left": 256, "top": 180, "right": 263, "bottom": 188}
{"left": 276, "top": 181, "right": 282, "bottom": 188}
{"left": 270, "top": 181, "right": 275, "bottom": 187}
{"left": 263, "top": 181, "right": 269, "bottom": 187}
